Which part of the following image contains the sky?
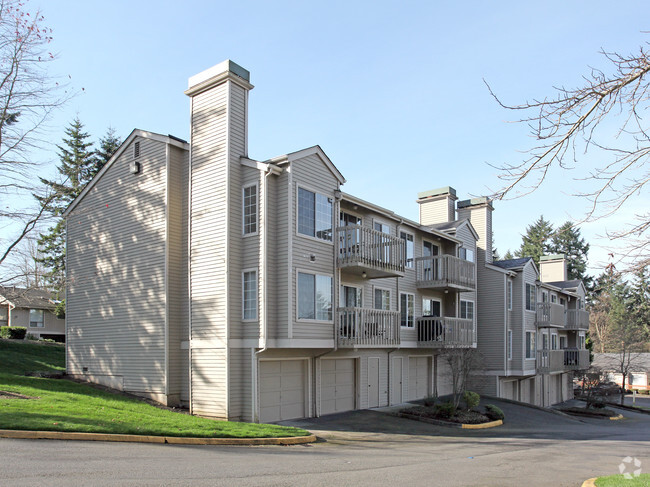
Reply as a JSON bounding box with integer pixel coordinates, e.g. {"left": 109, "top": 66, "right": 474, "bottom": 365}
{"left": 9, "top": 0, "right": 650, "bottom": 276}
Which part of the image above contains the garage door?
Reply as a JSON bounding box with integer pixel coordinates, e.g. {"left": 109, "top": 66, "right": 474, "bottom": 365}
{"left": 408, "top": 356, "right": 430, "bottom": 400}
{"left": 259, "top": 360, "right": 306, "bottom": 423}
{"left": 320, "top": 359, "right": 356, "bottom": 416}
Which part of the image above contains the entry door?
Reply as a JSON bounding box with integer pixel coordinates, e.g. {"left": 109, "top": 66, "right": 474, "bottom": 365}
{"left": 391, "top": 357, "right": 403, "bottom": 405}
{"left": 368, "top": 357, "right": 380, "bottom": 408}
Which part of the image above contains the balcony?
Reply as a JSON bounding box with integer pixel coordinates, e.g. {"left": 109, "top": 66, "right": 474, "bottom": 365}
{"left": 565, "top": 310, "right": 590, "bottom": 331}
{"left": 415, "top": 255, "right": 476, "bottom": 292}
{"left": 337, "top": 307, "right": 400, "bottom": 347}
{"left": 336, "top": 225, "right": 405, "bottom": 279}
{"left": 536, "top": 302, "right": 566, "bottom": 328}
{"left": 416, "top": 316, "right": 476, "bottom": 348}
{"left": 537, "top": 349, "right": 590, "bottom": 373}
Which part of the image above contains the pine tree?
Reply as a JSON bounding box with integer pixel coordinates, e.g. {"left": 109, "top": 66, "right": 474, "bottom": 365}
{"left": 516, "top": 216, "right": 554, "bottom": 265}
{"left": 503, "top": 250, "right": 515, "bottom": 260}
{"left": 549, "top": 221, "right": 591, "bottom": 286}
{"left": 90, "top": 127, "right": 122, "bottom": 178}
{"left": 628, "top": 268, "right": 650, "bottom": 349}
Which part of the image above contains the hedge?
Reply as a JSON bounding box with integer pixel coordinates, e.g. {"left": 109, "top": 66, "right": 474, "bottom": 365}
{"left": 0, "top": 326, "right": 27, "bottom": 339}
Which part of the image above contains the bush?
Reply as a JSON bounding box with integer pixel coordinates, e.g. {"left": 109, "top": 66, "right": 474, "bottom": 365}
{"left": 423, "top": 394, "right": 437, "bottom": 407}
{"left": 463, "top": 391, "right": 480, "bottom": 410}
{"left": 25, "top": 333, "right": 39, "bottom": 341}
{"left": 0, "top": 326, "right": 27, "bottom": 340}
{"left": 434, "top": 401, "right": 456, "bottom": 419}
{"left": 484, "top": 404, "right": 505, "bottom": 421}
{"left": 591, "top": 399, "right": 606, "bottom": 409}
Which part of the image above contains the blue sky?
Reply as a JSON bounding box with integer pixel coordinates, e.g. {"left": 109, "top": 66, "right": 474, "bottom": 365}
{"left": 28, "top": 1, "right": 650, "bottom": 274}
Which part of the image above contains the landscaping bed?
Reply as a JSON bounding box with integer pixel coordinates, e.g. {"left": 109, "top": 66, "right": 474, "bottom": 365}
{"left": 559, "top": 406, "right": 618, "bottom": 419}
{"left": 397, "top": 392, "right": 505, "bottom": 427}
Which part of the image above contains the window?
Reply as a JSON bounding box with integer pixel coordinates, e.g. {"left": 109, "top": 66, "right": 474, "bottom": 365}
{"left": 374, "top": 288, "right": 390, "bottom": 310}
{"left": 551, "top": 294, "right": 557, "bottom": 304}
{"left": 243, "top": 184, "right": 258, "bottom": 235}
{"left": 525, "top": 283, "right": 536, "bottom": 311}
{"left": 298, "top": 187, "right": 332, "bottom": 241}
{"left": 341, "top": 285, "right": 362, "bottom": 308}
{"left": 551, "top": 334, "right": 558, "bottom": 350}
{"left": 400, "top": 293, "right": 414, "bottom": 328}
{"left": 422, "top": 241, "right": 439, "bottom": 280}
{"left": 297, "top": 272, "right": 332, "bottom": 321}
{"left": 560, "top": 297, "right": 566, "bottom": 306}
{"left": 542, "top": 291, "right": 548, "bottom": 303}
{"left": 374, "top": 221, "right": 390, "bottom": 234}
{"left": 340, "top": 211, "right": 361, "bottom": 227}
{"left": 29, "top": 309, "right": 44, "bottom": 328}
{"left": 525, "top": 331, "right": 536, "bottom": 359}
{"left": 507, "top": 280, "right": 513, "bottom": 310}
{"left": 460, "top": 300, "right": 474, "bottom": 320}
{"left": 507, "top": 330, "right": 513, "bottom": 360}
{"left": 422, "top": 298, "right": 441, "bottom": 317}
{"left": 542, "top": 334, "right": 549, "bottom": 350}
{"left": 242, "top": 270, "right": 257, "bottom": 320}
{"left": 459, "top": 247, "right": 475, "bottom": 262}
{"left": 560, "top": 336, "right": 567, "bottom": 349}
{"left": 400, "top": 232, "right": 414, "bottom": 268}
{"left": 578, "top": 298, "right": 583, "bottom": 310}
{"left": 579, "top": 333, "right": 586, "bottom": 349}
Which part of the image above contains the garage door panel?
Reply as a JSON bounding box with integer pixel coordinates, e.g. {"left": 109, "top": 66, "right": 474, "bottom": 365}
{"left": 320, "top": 359, "right": 356, "bottom": 416}
{"left": 409, "top": 357, "right": 430, "bottom": 401}
{"left": 259, "top": 360, "right": 306, "bottom": 423}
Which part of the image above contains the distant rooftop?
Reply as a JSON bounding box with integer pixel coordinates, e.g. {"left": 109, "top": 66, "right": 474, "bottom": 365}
{"left": 492, "top": 257, "right": 532, "bottom": 270}
{"left": 0, "top": 286, "right": 57, "bottom": 310}
{"left": 545, "top": 280, "right": 582, "bottom": 289}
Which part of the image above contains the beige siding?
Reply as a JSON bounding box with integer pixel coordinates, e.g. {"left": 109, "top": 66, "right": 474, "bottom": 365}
{"left": 476, "top": 267, "right": 505, "bottom": 371}
{"left": 273, "top": 170, "right": 290, "bottom": 339}
{"left": 67, "top": 136, "right": 168, "bottom": 394}
{"left": 10, "top": 308, "right": 64, "bottom": 336}
{"left": 191, "top": 347, "right": 227, "bottom": 418}
{"left": 229, "top": 347, "right": 253, "bottom": 421}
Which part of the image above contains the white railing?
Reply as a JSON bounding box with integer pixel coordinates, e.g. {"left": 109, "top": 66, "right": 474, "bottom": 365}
{"left": 415, "top": 255, "right": 476, "bottom": 290}
{"left": 337, "top": 307, "right": 400, "bottom": 347}
{"left": 538, "top": 349, "right": 590, "bottom": 373}
{"left": 536, "top": 302, "right": 566, "bottom": 327}
{"left": 336, "top": 225, "right": 405, "bottom": 274}
{"left": 565, "top": 310, "right": 590, "bottom": 330}
{"left": 416, "top": 317, "right": 475, "bottom": 347}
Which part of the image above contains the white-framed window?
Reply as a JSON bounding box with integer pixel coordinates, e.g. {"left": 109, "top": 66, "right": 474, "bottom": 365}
{"left": 373, "top": 221, "right": 390, "bottom": 234}
{"left": 542, "top": 291, "right": 548, "bottom": 303}
{"left": 422, "top": 298, "right": 441, "bottom": 317}
{"left": 242, "top": 183, "right": 258, "bottom": 236}
{"left": 578, "top": 298, "right": 583, "bottom": 310}
{"left": 400, "top": 293, "right": 414, "bottom": 328}
{"left": 400, "top": 231, "right": 414, "bottom": 268}
{"left": 297, "top": 271, "right": 332, "bottom": 321}
{"left": 560, "top": 336, "right": 567, "bottom": 349}
{"left": 340, "top": 285, "right": 362, "bottom": 308}
{"left": 242, "top": 270, "right": 258, "bottom": 320}
{"left": 542, "top": 333, "right": 549, "bottom": 350}
{"left": 340, "top": 211, "right": 361, "bottom": 227}
{"left": 29, "top": 309, "right": 44, "bottom": 328}
{"left": 507, "top": 280, "right": 513, "bottom": 311}
{"left": 460, "top": 300, "right": 474, "bottom": 320}
{"left": 297, "top": 187, "right": 332, "bottom": 241}
{"left": 423, "top": 240, "right": 439, "bottom": 257}
{"left": 550, "top": 294, "right": 557, "bottom": 304}
{"left": 459, "top": 247, "right": 475, "bottom": 262}
{"left": 551, "top": 334, "right": 558, "bottom": 350}
{"left": 525, "top": 331, "right": 536, "bottom": 359}
{"left": 525, "top": 283, "right": 536, "bottom": 311}
{"left": 507, "top": 330, "right": 513, "bottom": 360}
{"left": 374, "top": 288, "right": 390, "bottom": 310}
{"left": 560, "top": 297, "right": 566, "bottom": 306}
{"left": 579, "top": 333, "right": 586, "bottom": 349}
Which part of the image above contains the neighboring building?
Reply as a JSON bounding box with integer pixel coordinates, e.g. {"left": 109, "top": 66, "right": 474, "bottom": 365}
{"left": 0, "top": 286, "right": 65, "bottom": 342}
{"left": 593, "top": 353, "right": 650, "bottom": 391}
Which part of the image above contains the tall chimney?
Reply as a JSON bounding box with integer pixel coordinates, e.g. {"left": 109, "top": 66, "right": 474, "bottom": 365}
{"left": 417, "top": 186, "right": 457, "bottom": 225}
{"left": 539, "top": 254, "right": 568, "bottom": 282}
{"left": 456, "top": 197, "right": 493, "bottom": 265}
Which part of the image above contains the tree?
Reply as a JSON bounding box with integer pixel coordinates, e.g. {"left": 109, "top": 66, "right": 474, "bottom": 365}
{"left": 628, "top": 267, "right": 650, "bottom": 348}
{"left": 487, "top": 46, "right": 650, "bottom": 272}
{"left": 549, "top": 221, "right": 591, "bottom": 286}
{"left": 502, "top": 250, "right": 515, "bottom": 260}
{"left": 441, "top": 348, "right": 483, "bottom": 410}
{"left": 0, "top": 0, "right": 70, "bottom": 266}
{"left": 91, "top": 127, "right": 121, "bottom": 177}
{"left": 516, "top": 215, "right": 554, "bottom": 265}
{"left": 589, "top": 268, "right": 627, "bottom": 353}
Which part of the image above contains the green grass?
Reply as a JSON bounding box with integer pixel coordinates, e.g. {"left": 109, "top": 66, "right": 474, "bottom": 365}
{"left": 595, "top": 474, "right": 650, "bottom": 486}
{"left": 0, "top": 339, "right": 309, "bottom": 438}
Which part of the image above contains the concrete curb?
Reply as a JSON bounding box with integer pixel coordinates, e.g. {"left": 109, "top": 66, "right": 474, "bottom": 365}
{"left": 0, "top": 429, "right": 317, "bottom": 446}
{"left": 481, "top": 395, "right": 576, "bottom": 419}
{"left": 461, "top": 420, "right": 503, "bottom": 429}
{"left": 610, "top": 414, "right": 624, "bottom": 421}
{"left": 581, "top": 478, "right": 597, "bottom": 487}
{"left": 395, "top": 412, "right": 503, "bottom": 429}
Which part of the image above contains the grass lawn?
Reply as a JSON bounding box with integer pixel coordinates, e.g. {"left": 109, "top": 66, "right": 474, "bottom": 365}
{"left": 595, "top": 474, "right": 650, "bottom": 486}
{"left": 0, "top": 339, "right": 309, "bottom": 438}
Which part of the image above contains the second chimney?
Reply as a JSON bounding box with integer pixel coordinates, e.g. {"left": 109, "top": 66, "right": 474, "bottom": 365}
{"left": 417, "top": 186, "right": 457, "bottom": 225}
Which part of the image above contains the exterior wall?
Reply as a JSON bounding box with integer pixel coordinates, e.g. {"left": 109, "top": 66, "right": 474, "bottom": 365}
{"left": 539, "top": 259, "right": 567, "bottom": 282}
{"left": 418, "top": 194, "right": 456, "bottom": 225}
{"left": 67, "top": 136, "right": 170, "bottom": 398}
{"left": 476, "top": 267, "right": 505, "bottom": 372}
{"left": 522, "top": 261, "right": 538, "bottom": 376}
{"left": 10, "top": 308, "right": 64, "bottom": 337}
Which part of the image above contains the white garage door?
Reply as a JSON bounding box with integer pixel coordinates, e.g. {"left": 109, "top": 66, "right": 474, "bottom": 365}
{"left": 408, "top": 356, "right": 430, "bottom": 401}
{"left": 259, "top": 360, "right": 306, "bottom": 423}
{"left": 320, "top": 359, "right": 356, "bottom": 416}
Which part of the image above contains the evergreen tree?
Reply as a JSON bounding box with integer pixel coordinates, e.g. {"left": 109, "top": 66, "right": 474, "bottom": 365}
{"left": 628, "top": 267, "right": 650, "bottom": 349}
{"left": 503, "top": 250, "right": 515, "bottom": 260}
{"left": 90, "top": 127, "right": 122, "bottom": 178}
{"left": 549, "top": 221, "right": 591, "bottom": 286}
{"left": 516, "top": 216, "right": 554, "bottom": 265}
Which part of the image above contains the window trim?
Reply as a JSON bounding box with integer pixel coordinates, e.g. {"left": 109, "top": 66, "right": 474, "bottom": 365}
{"left": 372, "top": 217, "right": 391, "bottom": 235}
{"left": 242, "top": 268, "right": 258, "bottom": 321}
{"left": 339, "top": 210, "right": 362, "bottom": 227}
{"left": 399, "top": 230, "right": 415, "bottom": 269}
{"left": 373, "top": 286, "right": 391, "bottom": 311}
{"left": 296, "top": 184, "right": 334, "bottom": 244}
{"left": 507, "top": 280, "right": 513, "bottom": 311}
{"left": 400, "top": 292, "right": 415, "bottom": 328}
{"left": 29, "top": 308, "right": 44, "bottom": 328}
{"left": 459, "top": 246, "right": 475, "bottom": 263}
{"left": 340, "top": 283, "right": 363, "bottom": 308}
{"left": 295, "top": 269, "right": 334, "bottom": 324}
{"left": 242, "top": 182, "right": 259, "bottom": 237}
{"left": 422, "top": 240, "right": 440, "bottom": 257}
{"left": 422, "top": 297, "right": 442, "bottom": 317}
{"left": 525, "top": 283, "right": 536, "bottom": 312}
{"left": 460, "top": 299, "right": 475, "bottom": 321}
{"left": 507, "top": 330, "right": 513, "bottom": 360}
{"left": 551, "top": 333, "right": 558, "bottom": 350}
{"left": 525, "top": 331, "right": 536, "bottom": 359}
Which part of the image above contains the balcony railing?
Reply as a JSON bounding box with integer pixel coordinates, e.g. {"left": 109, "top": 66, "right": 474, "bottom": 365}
{"left": 537, "top": 349, "right": 590, "bottom": 373}
{"left": 336, "top": 225, "right": 405, "bottom": 279}
{"left": 337, "top": 307, "right": 400, "bottom": 347}
{"left": 415, "top": 255, "right": 476, "bottom": 292}
{"left": 416, "top": 316, "right": 476, "bottom": 348}
{"left": 565, "top": 310, "right": 590, "bottom": 330}
{"left": 536, "top": 302, "right": 566, "bottom": 327}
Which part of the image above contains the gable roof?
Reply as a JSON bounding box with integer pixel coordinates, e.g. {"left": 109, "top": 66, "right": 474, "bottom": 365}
{"left": 492, "top": 257, "right": 533, "bottom": 270}
{"left": 63, "top": 129, "right": 189, "bottom": 217}
{"left": 266, "top": 145, "right": 346, "bottom": 184}
{"left": 0, "top": 286, "right": 57, "bottom": 310}
{"left": 428, "top": 218, "right": 479, "bottom": 242}
{"left": 546, "top": 280, "right": 582, "bottom": 290}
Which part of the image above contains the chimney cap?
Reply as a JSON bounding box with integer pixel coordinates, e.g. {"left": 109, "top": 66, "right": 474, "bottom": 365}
{"left": 186, "top": 60, "right": 252, "bottom": 95}
{"left": 417, "top": 186, "right": 457, "bottom": 200}
{"left": 457, "top": 196, "right": 493, "bottom": 209}
{"left": 540, "top": 254, "right": 566, "bottom": 262}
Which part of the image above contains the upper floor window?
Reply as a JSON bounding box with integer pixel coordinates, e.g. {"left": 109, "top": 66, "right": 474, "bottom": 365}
{"left": 525, "top": 283, "right": 536, "bottom": 311}
{"left": 243, "top": 184, "right": 258, "bottom": 235}
{"left": 525, "top": 331, "right": 536, "bottom": 359}
{"left": 340, "top": 211, "right": 361, "bottom": 227}
{"left": 551, "top": 294, "right": 557, "bottom": 304}
{"left": 374, "top": 288, "right": 390, "bottom": 310}
{"left": 341, "top": 285, "right": 362, "bottom": 308}
{"left": 297, "top": 272, "right": 332, "bottom": 321}
{"left": 579, "top": 334, "right": 586, "bottom": 349}
{"left": 507, "top": 280, "right": 513, "bottom": 310}
{"left": 460, "top": 300, "right": 474, "bottom": 320}
{"left": 400, "top": 293, "right": 414, "bottom": 328}
{"left": 560, "top": 297, "right": 566, "bottom": 306}
{"left": 507, "top": 330, "right": 513, "bottom": 360}
{"left": 374, "top": 221, "right": 390, "bottom": 234}
{"left": 423, "top": 241, "right": 439, "bottom": 257}
{"left": 541, "top": 291, "right": 548, "bottom": 303}
{"left": 422, "top": 298, "right": 441, "bottom": 317}
{"left": 298, "top": 187, "right": 332, "bottom": 241}
{"left": 242, "top": 270, "right": 257, "bottom": 320}
{"left": 459, "top": 247, "right": 475, "bottom": 262}
{"left": 400, "top": 231, "right": 414, "bottom": 268}
{"left": 551, "top": 334, "right": 558, "bottom": 350}
{"left": 29, "top": 309, "right": 44, "bottom": 328}
{"left": 560, "top": 336, "right": 567, "bottom": 349}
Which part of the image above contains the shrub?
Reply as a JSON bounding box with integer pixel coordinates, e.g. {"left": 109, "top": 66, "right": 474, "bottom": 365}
{"left": 484, "top": 404, "right": 505, "bottom": 421}
{"left": 591, "top": 399, "right": 606, "bottom": 409}
{"left": 25, "top": 333, "right": 39, "bottom": 341}
{"left": 0, "top": 326, "right": 27, "bottom": 340}
{"left": 423, "top": 394, "right": 437, "bottom": 407}
{"left": 463, "top": 391, "right": 480, "bottom": 410}
{"left": 434, "top": 401, "right": 456, "bottom": 419}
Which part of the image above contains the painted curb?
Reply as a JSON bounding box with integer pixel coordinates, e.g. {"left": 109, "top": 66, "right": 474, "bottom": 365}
{"left": 610, "top": 414, "right": 624, "bottom": 421}
{"left": 0, "top": 430, "right": 317, "bottom": 446}
{"left": 396, "top": 412, "right": 503, "bottom": 429}
{"left": 581, "top": 478, "right": 597, "bottom": 487}
{"left": 461, "top": 420, "right": 503, "bottom": 429}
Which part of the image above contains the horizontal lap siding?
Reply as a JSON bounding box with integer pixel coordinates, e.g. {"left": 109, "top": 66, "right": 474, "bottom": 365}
{"left": 274, "top": 171, "right": 290, "bottom": 339}
{"left": 229, "top": 347, "right": 252, "bottom": 421}
{"left": 191, "top": 348, "right": 227, "bottom": 418}
{"left": 522, "top": 262, "right": 538, "bottom": 374}
{"left": 67, "top": 137, "right": 167, "bottom": 394}
{"left": 477, "top": 267, "right": 505, "bottom": 371}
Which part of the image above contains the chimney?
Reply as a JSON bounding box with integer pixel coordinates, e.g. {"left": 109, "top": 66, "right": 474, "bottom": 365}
{"left": 539, "top": 254, "right": 568, "bottom": 282}
{"left": 417, "top": 186, "right": 457, "bottom": 225}
{"left": 456, "top": 197, "right": 493, "bottom": 265}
